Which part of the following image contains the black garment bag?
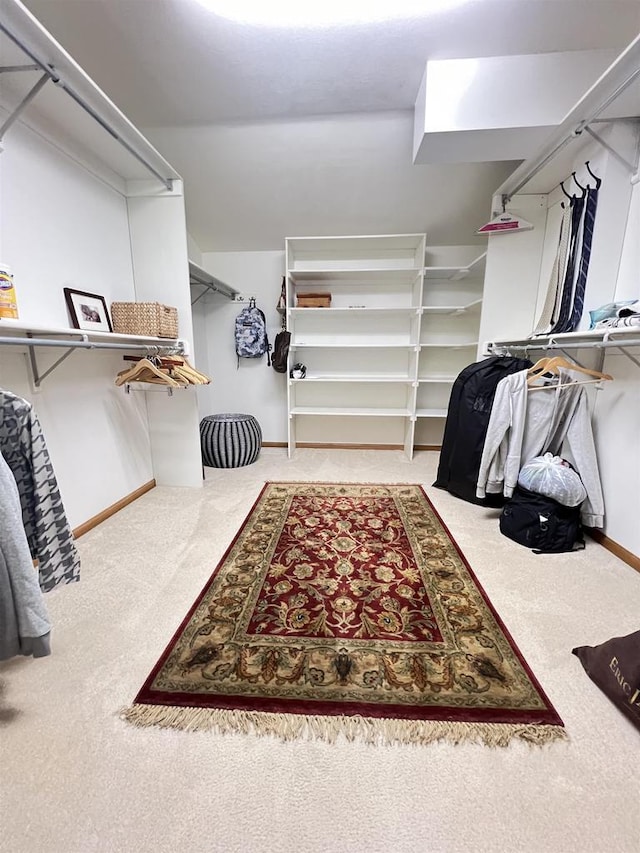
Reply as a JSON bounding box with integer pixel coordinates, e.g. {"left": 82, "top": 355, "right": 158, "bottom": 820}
{"left": 433, "top": 356, "right": 532, "bottom": 505}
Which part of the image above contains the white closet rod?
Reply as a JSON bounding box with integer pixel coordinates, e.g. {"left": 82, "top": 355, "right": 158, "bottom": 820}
{"left": 487, "top": 338, "right": 640, "bottom": 372}
{"left": 496, "top": 33, "right": 640, "bottom": 203}
{"left": 487, "top": 338, "right": 640, "bottom": 354}
{"left": 0, "top": 334, "right": 184, "bottom": 387}
{"left": 0, "top": 7, "right": 177, "bottom": 190}
{"left": 188, "top": 261, "right": 238, "bottom": 301}
{"left": 0, "top": 335, "right": 183, "bottom": 352}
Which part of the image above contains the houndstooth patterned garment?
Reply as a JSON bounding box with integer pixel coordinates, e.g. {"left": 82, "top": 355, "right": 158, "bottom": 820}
{"left": 0, "top": 390, "right": 80, "bottom": 592}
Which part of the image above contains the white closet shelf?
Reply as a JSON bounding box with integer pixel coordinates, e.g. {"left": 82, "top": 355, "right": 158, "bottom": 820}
{"left": 418, "top": 376, "right": 457, "bottom": 383}
{"left": 485, "top": 328, "right": 640, "bottom": 371}
{"left": 419, "top": 341, "right": 479, "bottom": 349}
{"left": 189, "top": 261, "right": 238, "bottom": 302}
{"left": 421, "top": 299, "right": 483, "bottom": 315}
{"left": 291, "top": 341, "right": 417, "bottom": 349}
{"left": 289, "top": 307, "right": 419, "bottom": 315}
{"left": 290, "top": 406, "right": 412, "bottom": 417}
{"left": 415, "top": 408, "right": 448, "bottom": 418}
{"left": 423, "top": 253, "right": 486, "bottom": 280}
{"left": 0, "top": 318, "right": 181, "bottom": 347}
{"left": 290, "top": 268, "right": 421, "bottom": 283}
{"left": 485, "top": 327, "right": 640, "bottom": 352}
{"left": 0, "top": 318, "right": 184, "bottom": 388}
{"left": 290, "top": 375, "right": 414, "bottom": 383}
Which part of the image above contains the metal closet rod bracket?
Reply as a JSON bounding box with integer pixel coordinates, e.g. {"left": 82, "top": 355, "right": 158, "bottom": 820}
{"left": 0, "top": 70, "right": 50, "bottom": 146}
{"left": 487, "top": 333, "right": 640, "bottom": 373}
{"left": 8, "top": 333, "right": 184, "bottom": 387}
{"left": 0, "top": 26, "right": 175, "bottom": 190}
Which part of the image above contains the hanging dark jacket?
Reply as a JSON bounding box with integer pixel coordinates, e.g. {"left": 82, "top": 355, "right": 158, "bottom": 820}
{"left": 433, "top": 356, "right": 532, "bottom": 505}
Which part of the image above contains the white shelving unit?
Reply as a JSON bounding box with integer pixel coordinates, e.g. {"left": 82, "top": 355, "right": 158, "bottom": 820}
{"left": 286, "top": 234, "right": 426, "bottom": 458}
{"left": 285, "top": 236, "right": 487, "bottom": 457}
{"left": 415, "top": 251, "right": 486, "bottom": 447}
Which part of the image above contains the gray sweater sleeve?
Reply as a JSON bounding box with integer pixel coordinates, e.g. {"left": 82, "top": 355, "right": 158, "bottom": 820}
{"left": 477, "top": 371, "right": 528, "bottom": 498}
{"left": 0, "top": 453, "right": 51, "bottom": 661}
{"left": 563, "top": 391, "right": 605, "bottom": 527}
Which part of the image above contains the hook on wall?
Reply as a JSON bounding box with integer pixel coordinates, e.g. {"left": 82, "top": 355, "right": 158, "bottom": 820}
{"left": 585, "top": 160, "right": 602, "bottom": 189}
{"left": 572, "top": 171, "right": 587, "bottom": 195}
{"left": 560, "top": 180, "right": 574, "bottom": 201}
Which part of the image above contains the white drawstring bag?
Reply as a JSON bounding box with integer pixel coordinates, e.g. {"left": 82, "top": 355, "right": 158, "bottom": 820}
{"left": 517, "top": 453, "right": 587, "bottom": 507}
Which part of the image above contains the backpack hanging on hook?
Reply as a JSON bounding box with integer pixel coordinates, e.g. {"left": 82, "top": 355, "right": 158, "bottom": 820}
{"left": 234, "top": 297, "right": 271, "bottom": 367}
{"left": 272, "top": 277, "right": 290, "bottom": 373}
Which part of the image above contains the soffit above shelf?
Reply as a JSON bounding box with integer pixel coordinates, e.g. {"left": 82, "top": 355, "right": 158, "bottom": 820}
{"left": 413, "top": 49, "right": 619, "bottom": 165}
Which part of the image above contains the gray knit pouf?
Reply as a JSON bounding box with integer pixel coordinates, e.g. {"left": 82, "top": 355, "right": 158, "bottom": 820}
{"left": 199, "top": 413, "right": 262, "bottom": 468}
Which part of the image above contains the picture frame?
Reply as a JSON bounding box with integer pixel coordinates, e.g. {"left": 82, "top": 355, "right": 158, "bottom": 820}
{"left": 63, "top": 288, "right": 113, "bottom": 332}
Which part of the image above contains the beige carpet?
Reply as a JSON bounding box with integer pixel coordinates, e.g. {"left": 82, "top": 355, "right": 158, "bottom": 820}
{"left": 1, "top": 448, "right": 639, "bottom": 853}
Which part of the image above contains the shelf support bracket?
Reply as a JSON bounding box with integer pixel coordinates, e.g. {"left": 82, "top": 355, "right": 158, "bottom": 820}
{"left": 26, "top": 332, "right": 78, "bottom": 388}
{"left": 0, "top": 64, "right": 40, "bottom": 73}
{"left": 583, "top": 126, "right": 637, "bottom": 173}
{"left": 190, "top": 287, "right": 209, "bottom": 307}
{"left": 611, "top": 346, "right": 640, "bottom": 369}
{"left": 0, "top": 71, "right": 50, "bottom": 145}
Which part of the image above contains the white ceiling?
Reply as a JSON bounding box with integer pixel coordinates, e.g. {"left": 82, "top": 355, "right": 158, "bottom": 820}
{"left": 21, "top": 0, "right": 640, "bottom": 252}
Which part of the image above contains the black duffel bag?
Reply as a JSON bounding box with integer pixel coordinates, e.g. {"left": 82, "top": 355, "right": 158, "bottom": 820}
{"left": 499, "top": 485, "right": 584, "bottom": 554}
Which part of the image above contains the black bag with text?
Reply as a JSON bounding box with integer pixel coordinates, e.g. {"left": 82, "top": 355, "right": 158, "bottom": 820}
{"left": 499, "top": 485, "right": 584, "bottom": 554}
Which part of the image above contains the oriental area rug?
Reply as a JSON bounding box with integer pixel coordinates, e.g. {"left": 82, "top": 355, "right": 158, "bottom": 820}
{"left": 122, "top": 483, "right": 565, "bottom": 746}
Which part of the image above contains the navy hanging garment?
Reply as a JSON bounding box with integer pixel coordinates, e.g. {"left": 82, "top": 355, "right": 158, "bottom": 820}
{"left": 565, "top": 185, "right": 599, "bottom": 332}
{"left": 550, "top": 194, "right": 585, "bottom": 334}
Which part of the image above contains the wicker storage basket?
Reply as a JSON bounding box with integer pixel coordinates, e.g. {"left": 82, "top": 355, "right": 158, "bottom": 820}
{"left": 111, "top": 302, "right": 179, "bottom": 338}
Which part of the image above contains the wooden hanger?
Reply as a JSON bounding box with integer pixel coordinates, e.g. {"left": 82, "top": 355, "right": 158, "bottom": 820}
{"left": 115, "top": 357, "right": 182, "bottom": 387}
{"left": 527, "top": 357, "right": 554, "bottom": 382}
{"left": 527, "top": 355, "right": 612, "bottom": 386}
{"left": 171, "top": 357, "right": 210, "bottom": 385}
{"left": 116, "top": 355, "right": 211, "bottom": 387}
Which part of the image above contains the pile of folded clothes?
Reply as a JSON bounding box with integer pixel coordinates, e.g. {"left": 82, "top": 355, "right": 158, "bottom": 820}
{"left": 589, "top": 300, "right": 640, "bottom": 330}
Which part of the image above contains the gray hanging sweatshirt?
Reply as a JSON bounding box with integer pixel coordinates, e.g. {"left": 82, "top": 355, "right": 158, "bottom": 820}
{"left": 476, "top": 368, "right": 604, "bottom": 527}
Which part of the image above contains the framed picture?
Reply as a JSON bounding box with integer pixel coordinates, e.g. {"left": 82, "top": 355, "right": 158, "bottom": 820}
{"left": 64, "top": 288, "right": 113, "bottom": 332}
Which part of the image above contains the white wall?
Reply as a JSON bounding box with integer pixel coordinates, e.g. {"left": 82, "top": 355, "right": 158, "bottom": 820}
{"left": 0, "top": 119, "right": 155, "bottom": 527}
{"left": 147, "top": 113, "right": 514, "bottom": 252}
{"left": 0, "top": 350, "right": 153, "bottom": 529}
{"left": 194, "top": 251, "right": 288, "bottom": 442}
{"left": 477, "top": 194, "right": 549, "bottom": 347}
{"left": 592, "top": 167, "right": 640, "bottom": 554}
{"left": 614, "top": 180, "right": 640, "bottom": 301}
{"left": 127, "top": 183, "right": 202, "bottom": 488}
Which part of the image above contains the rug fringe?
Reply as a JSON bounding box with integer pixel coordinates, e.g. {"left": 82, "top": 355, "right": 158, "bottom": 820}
{"left": 119, "top": 704, "right": 567, "bottom": 747}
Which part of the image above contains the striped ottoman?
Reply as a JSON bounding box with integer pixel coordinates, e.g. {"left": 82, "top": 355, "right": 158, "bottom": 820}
{"left": 199, "top": 413, "right": 262, "bottom": 468}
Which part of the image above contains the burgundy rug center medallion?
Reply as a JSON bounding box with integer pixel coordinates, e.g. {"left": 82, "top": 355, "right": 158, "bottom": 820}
{"left": 246, "top": 495, "right": 442, "bottom": 643}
